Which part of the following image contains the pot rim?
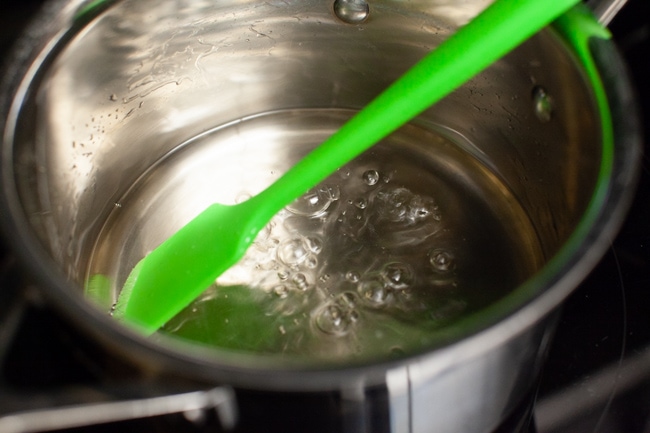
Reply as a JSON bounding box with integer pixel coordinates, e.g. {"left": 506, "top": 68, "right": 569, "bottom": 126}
{"left": 0, "top": 1, "right": 642, "bottom": 391}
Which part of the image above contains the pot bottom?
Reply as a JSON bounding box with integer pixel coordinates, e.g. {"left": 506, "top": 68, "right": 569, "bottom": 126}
{"left": 86, "top": 108, "right": 544, "bottom": 365}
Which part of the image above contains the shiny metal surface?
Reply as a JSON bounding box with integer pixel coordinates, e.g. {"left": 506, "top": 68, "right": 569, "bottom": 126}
{"left": 0, "top": 387, "right": 236, "bottom": 433}
{"left": 588, "top": 0, "right": 629, "bottom": 25}
{"left": 0, "top": 0, "right": 641, "bottom": 432}
{"left": 11, "top": 0, "right": 600, "bottom": 280}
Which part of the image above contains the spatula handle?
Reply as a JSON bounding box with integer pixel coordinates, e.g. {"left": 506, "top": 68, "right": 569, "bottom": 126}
{"left": 257, "top": 0, "right": 580, "bottom": 219}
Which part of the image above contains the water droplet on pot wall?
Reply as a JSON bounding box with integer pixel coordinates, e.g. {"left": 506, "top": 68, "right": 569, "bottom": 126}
{"left": 532, "top": 86, "right": 553, "bottom": 122}
{"left": 333, "top": 0, "right": 370, "bottom": 24}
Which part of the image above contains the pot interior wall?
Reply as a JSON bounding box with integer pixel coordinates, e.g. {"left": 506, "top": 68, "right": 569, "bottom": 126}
{"left": 8, "top": 0, "right": 603, "bottom": 363}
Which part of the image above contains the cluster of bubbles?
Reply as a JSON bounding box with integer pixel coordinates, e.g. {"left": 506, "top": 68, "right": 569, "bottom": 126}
{"left": 212, "top": 162, "right": 464, "bottom": 354}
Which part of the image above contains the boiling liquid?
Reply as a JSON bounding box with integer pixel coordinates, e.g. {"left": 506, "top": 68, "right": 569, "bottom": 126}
{"left": 88, "top": 109, "right": 543, "bottom": 364}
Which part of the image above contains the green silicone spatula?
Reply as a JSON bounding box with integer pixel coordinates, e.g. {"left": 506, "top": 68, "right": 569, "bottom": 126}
{"left": 114, "top": 0, "right": 580, "bottom": 334}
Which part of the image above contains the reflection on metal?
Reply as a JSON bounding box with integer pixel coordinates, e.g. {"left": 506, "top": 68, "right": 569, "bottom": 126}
{"left": 0, "top": 0, "right": 641, "bottom": 432}
{"left": 0, "top": 387, "right": 237, "bottom": 433}
{"left": 387, "top": 366, "right": 411, "bottom": 433}
{"left": 587, "top": 0, "right": 629, "bottom": 25}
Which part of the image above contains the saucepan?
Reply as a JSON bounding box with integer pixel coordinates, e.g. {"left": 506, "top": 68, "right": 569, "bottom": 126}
{"left": 0, "top": 0, "right": 641, "bottom": 431}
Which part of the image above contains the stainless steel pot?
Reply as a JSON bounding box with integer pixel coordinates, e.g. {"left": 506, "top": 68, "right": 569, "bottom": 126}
{"left": 0, "top": 0, "right": 641, "bottom": 432}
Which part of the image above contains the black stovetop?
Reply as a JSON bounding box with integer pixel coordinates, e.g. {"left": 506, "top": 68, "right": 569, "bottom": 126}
{"left": 534, "top": 2, "right": 650, "bottom": 431}
{"left": 1, "top": 1, "right": 649, "bottom": 432}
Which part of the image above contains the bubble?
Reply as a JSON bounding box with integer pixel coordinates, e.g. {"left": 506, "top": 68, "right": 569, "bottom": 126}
{"left": 273, "top": 285, "right": 289, "bottom": 298}
{"left": 358, "top": 280, "right": 389, "bottom": 305}
{"left": 346, "top": 271, "right": 360, "bottom": 283}
{"left": 292, "top": 273, "right": 309, "bottom": 291}
{"left": 278, "top": 238, "right": 308, "bottom": 266}
{"left": 354, "top": 197, "right": 367, "bottom": 209}
{"left": 305, "top": 236, "right": 323, "bottom": 254}
{"left": 362, "top": 169, "right": 380, "bottom": 186}
{"left": 339, "top": 292, "right": 357, "bottom": 308}
{"left": 333, "top": 0, "right": 369, "bottom": 24}
{"left": 315, "top": 304, "right": 350, "bottom": 335}
{"left": 287, "top": 185, "right": 338, "bottom": 217}
{"left": 428, "top": 249, "right": 455, "bottom": 273}
{"left": 305, "top": 256, "right": 318, "bottom": 269}
{"left": 382, "top": 262, "right": 413, "bottom": 290}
